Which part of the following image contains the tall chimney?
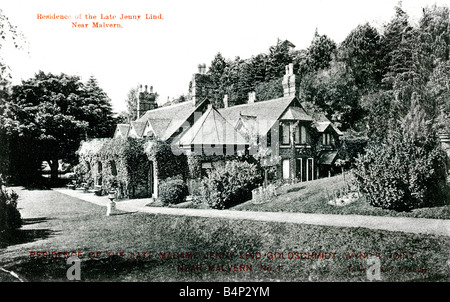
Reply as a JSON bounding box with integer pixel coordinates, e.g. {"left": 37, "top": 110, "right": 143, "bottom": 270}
{"left": 192, "top": 63, "right": 210, "bottom": 106}
{"left": 248, "top": 91, "right": 256, "bottom": 104}
{"left": 282, "top": 63, "right": 296, "bottom": 97}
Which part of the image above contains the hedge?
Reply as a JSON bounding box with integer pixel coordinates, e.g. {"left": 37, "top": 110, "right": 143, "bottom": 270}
{"left": 353, "top": 133, "right": 448, "bottom": 211}
{"left": 159, "top": 178, "right": 189, "bottom": 205}
{"left": 198, "top": 160, "right": 262, "bottom": 209}
{"left": 0, "top": 175, "right": 22, "bottom": 242}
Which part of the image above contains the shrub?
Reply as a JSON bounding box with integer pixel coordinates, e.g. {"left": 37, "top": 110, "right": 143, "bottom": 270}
{"left": 353, "top": 133, "right": 448, "bottom": 211}
{"left": 159, "top": 178, "right": 189, "bottom": 205}
{"left": 199, "top": 161, "right": 262, "bottom": 209}
{"left": 0, "top": 175, "right": 22, "bottom": 240}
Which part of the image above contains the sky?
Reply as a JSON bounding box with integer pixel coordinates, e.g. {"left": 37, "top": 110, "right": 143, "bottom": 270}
{"left": 1, "top": 0, "right": 448, "bottom": 113}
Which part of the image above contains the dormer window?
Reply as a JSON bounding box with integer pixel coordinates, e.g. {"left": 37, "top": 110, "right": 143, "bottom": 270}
{"left": 323, "top": 133, "right": 334, "bottom": 145}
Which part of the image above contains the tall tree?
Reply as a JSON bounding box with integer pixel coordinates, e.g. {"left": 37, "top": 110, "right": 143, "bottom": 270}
{"left": 299, "top": 60, "right": 361, "bottom": 130}
{"left": 1, "top": 71, "right": 116, "bottom": 183}
{"left": 305, "top": 30, "right": 337, "bottom": 72}
{"left": 81, "top": 76, "right": 116, "bottom": 138}
{"left": 339, "top": 23, "right": 386, "bottom": 91}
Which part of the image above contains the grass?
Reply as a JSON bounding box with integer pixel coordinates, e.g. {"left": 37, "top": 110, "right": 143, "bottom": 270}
{"left": 232, "top": 174, "right": 450, "bottom": 220}
{"left": 0, "top": 187, "right": 449, "bottom": 282}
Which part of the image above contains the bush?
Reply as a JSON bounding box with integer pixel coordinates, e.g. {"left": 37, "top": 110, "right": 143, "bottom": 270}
{"left": 199, "top": 161, "right": 262, "bottom": 209}
{"left": 353, "top": 133, "right": 448, "bottom": 211}
{"left": 159, "top": 178, "right": 189, "bottom": 205}
{"left": 0, "top": 175, "right": 22, "bottom": 240}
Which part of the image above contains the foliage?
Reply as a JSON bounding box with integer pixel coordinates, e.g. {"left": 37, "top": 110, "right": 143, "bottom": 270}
{"left": 299, "top": 60, "right": 362, "bottom": 130}
{"left": 158, "top": 178, "right": 189, "bottom": 205}
{"left": 0, "top": 72, "right": 117, "bottom": 184}
{"left": 339, "top": 22, "right": 386, "bottom": 90}
{"left": 355, "top": 92, "right": 448, "bottom": 212}
{"left": 0, "top": 174, "right": 21, "bottom": 239}
{"left": 77, "top": 138, "right": 150, "bottom": 198}
{"left": 198, "top": 160, "right": 262, "bottom": 209}
{"left": 337, "top": 131, "right": 369, "bottom": 166}
{"left": 81, "top": 76, "right": 116, "bottom": 138}
{"left": 254, "top": 78, "right": 283, "bottom": 102}
{"left": 145, "top": 140, "right": 188, "bottom": 181}
{"left": 124, "top": 86, "right": 139, "bottom": 122}
{"left": 73, "top": 160, "right": 92, "bottom": 187}
{"left": 353, "top": 131, "right": 447, "bottom": 211}
{"left": 0, "top": 8, "right": 28, "bottom": 86}
{"left": 303, "top": 30, "right": 337, "bottom": 72}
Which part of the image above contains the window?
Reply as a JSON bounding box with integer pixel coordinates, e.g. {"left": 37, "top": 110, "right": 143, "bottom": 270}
{"left": 294, "top": 126, "right": 300, "bottom": 144}
{"left": 301, "top": 126, "right": 307, "bottom": 144}
{"left": 323, "top": 133, "right": 333, "bottom": 145}
{"left": 281, "top": 124, "right": 290, "bottom": 145}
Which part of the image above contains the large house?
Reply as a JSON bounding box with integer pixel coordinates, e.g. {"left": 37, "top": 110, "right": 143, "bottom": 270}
{"left": 110, "top": 63, "right": 343, "bottom": 197}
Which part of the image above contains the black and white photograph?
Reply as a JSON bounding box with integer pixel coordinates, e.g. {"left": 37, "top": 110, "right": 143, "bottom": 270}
{"left": 0, "top": 0, "right": 449, "bottom": 294}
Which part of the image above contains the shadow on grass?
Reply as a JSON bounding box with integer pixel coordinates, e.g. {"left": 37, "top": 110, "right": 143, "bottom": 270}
{"left": 110, "top": 211, "right": 138, "bottom": 216}
{"left": 10, "top": 255, "right": 159, "bottom": 282}
{"left": 22, "top": 217, "right": 53, "bottom": 225}
{"left": 0, "top": 228, "right": 56, "bottom": 249}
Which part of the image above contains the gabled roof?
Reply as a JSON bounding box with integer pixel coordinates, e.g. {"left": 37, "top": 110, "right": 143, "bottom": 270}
{"left": 315, "top": 121, "right": 343, "bottom": 136}
{"left": 280, "top": 106, "right": 313, "bottom": 121}
{"left": 236, "top": 114, "right": 257, "bottom": 137}
{"left": 129, "top": 121, "right": 147, "bottom": 138}
{"left": 136, "top": 99, "right": 211, "bottom": 141}
{"left": 114, "top": 124, "right": 130, "bottom": 138}
{"left": 146, "top": 119, "right": 172, "bottom": 139}
{"left": 218, "top": 96, "right": 310, "bottom": 136}
{"left": 136, "top": 100, "right": 197, "bottom": 140}
{"left": 177, "top": 105, "right": 247, "bottom": 146}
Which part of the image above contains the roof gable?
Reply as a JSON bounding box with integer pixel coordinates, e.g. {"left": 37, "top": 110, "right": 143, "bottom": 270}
{"left": 218, "top": 96, "right": 311, "bottom": 136}
{"left": 114, "top": 124, "right": 130, "bottom": 138}
{"left": 177, "top": 106, "right": 247, "bottom": 146}
{"left": 136, "top": 99, "right": 211, "bottom": 141}
{"left": 280, "top": 106, "right": 313, "bottom": 121}
{"left": 129, "top": 121, "right": 147, "bottom": 138}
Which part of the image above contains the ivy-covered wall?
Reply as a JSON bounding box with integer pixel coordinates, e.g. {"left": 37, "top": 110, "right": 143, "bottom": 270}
{"left": 76, "top": 138, "right": 151, "bottom": 198}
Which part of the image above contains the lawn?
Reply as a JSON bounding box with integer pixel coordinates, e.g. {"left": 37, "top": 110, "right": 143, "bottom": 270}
{"left": 232, "top": 174, "right": 450, "bottom": 220}
{"left": 0, "top": 188, "right": 448, "bottom": 282}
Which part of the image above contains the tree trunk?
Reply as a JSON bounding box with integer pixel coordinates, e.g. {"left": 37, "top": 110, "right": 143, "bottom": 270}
{"left": 48, "top": 159, "right": 59, "bottom": 184}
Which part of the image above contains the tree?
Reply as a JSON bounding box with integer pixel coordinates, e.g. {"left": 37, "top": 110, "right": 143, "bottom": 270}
{"left": 265, "top": 39, "right": 294, "bottom": 80}
{"left": 339, "top": 23, "right": 386, "bottom": 91}
{"left": 1, "top": 71, "right": 116, "bottom": 183}
{"left": 304, "top": 30, "right": 337, "bottom": 72}
{"left": 81, "top": 76, "right": 116, "bottom": 138}
{"left": 0, "top": 9, "right": 27, "bottom": 89}
{"left": 354, "top": 99, "right": 447, "bottom": 211}
{"left": 0, "top": 9, "right": 28, "bottom": 182}
{"left": 124, "top": 86, "right": 139, "bottom": 122}
{"left": 299, "top": 60, "right": 361, "bottom": 130}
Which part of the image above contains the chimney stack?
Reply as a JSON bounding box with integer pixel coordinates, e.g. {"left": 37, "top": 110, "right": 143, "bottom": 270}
{"left": 137, "top": 83, "right": 157, "bottom": 119}
{"left": 192, "top": 63, "right": 211, "bottom": 106}
{"left": 282, "top": 63, "right": 296, "bottom": 97}
{"left": 248, "top": 91, "right": 256, "bottom": 104}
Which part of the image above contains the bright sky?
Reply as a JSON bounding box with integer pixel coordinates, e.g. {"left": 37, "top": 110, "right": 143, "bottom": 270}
{"left": 1, "top": 0, "right": 448, "bottom": 113}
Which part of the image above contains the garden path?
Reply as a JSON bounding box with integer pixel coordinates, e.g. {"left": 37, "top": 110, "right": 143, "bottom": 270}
{"left": 53, "top": 188, "right": 450, "bottom": 237}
